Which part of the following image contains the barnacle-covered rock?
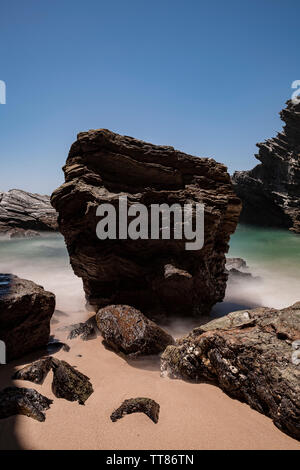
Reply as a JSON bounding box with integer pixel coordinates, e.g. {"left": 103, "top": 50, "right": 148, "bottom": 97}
{"left": 161, "top": 303, "right": 300, "bottom": 440}
{"left": 96, "top": 305, "right": 174, "bottom": 356}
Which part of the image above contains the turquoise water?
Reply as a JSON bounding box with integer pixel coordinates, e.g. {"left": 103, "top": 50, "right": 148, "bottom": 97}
{"left": 0, "top": 225, "right": 299, "bottom": 324}
{"left": 229, "top": 224, "right": 300, "bottom": 270}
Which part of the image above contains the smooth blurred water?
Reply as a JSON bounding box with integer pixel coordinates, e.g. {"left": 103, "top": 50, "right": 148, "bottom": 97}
{"left": 223, "top": 224, "right": 300, "bottom": 312}
{"left": 0, "top": 233, "right": 85, "bottom": 318}
{"left": 0, "top": 225, "right": 299, "bottom": 325}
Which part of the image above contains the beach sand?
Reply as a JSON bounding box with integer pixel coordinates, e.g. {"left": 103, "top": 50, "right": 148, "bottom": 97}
{"left": 0, "top": 316, "right": 299, "bottom": 451}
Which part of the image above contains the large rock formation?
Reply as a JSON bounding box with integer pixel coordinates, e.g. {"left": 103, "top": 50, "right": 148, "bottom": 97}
{"left": 161, "top": 303, "right": 300, "bottom": 440}
{"left": 51, "top": 130, "right": 241, "bottom": 317}
{"left": 0, "top": 189, "right": 58, "bottom": 235}
{"left": 233, "top": 100, "right": 300, "bottom": 232}
{"left": 0, "top": 274, "right": 55, "bottom": 361}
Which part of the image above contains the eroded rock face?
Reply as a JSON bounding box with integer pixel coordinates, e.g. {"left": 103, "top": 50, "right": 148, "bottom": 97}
{"left": 0, "top": 387, "right": 52, "bottom": 422}
{"left": 0, "top": 189, "right": 58, "bottom": 235}
{"left": 0, "top": 274, "right": 55, "bottom": 361}
{"left": 96, "top": 305, "right": 174, "bottom": 357}
{"left": 110, "top": 397, "right": 160, "bottom": 423}
{"left": 233, "top": 100, "right": 300, "bottom": 232}
{"left": 51, "top": 130, "right": 241, "bottom": 317}
{"left": 161, "top": 303, "right": 300, "bottom": 440}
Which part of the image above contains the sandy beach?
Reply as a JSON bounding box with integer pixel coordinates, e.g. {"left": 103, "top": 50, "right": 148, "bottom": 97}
{"left": 0, "top": 315, "right": 299, "bottom": 451}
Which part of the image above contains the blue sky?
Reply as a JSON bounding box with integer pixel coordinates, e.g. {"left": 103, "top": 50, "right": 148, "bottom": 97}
{"left": 0, "top": 0, "right": 299, "bottom": 194}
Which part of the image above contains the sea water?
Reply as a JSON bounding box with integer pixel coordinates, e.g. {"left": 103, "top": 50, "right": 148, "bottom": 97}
{"left": 0, "top": 225, "right": 299, "bottom": 325}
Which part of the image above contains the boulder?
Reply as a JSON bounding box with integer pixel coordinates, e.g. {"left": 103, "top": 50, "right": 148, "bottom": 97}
{"left": 233, "top": 100, "right": 300, "bottom": 232}
{"left": 111, "top": 397, "right": 160, "bottom": 423}
{"left": 0, "top": 189, "right": 58, "bottom": 234}
{"left": 0, "top": 274, "right": 55, "bottom": 361}
{"left": 96, "top": 305, "right": 174, "bottom": 357}
{"left": 51, "top": 129, "right": 241, "bottom": 317}
{"left": 161, "top": 303, "right": 300, "bottom": 440}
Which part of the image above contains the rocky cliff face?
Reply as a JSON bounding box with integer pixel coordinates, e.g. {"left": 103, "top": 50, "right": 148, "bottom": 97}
{"left": 0, "top": 189, "right": 58, "bottom": 235}
{"left": 161, "top": 303, "right": 300, "bottom": 440}
{"left": 51, "top": 129, "right": 241, "bottom": 317}
{"left": 233, "top": 100, "right": 300, "bottom": 232}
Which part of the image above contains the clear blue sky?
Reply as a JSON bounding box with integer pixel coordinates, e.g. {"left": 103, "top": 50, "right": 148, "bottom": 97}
{"left": 1, "top": 0, "right": 299, "bottom": 195}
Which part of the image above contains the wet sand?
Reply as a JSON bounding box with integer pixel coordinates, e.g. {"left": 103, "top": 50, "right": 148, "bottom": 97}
{"left": 0, "top": 321, "right": 299, "bottom": 450}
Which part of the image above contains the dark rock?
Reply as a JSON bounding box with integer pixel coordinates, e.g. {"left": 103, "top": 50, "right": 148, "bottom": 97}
{"left": 51, "top": 358, "right": 93, "bottom": 405}
{"left": 12, "top": 357, "right": 94, "bottom": 406}
{"left": 0, "top": 189, "right": 58, "bottom": 234}
{"left": 110, "top": 397, "right": 160, "bottom": 423}
{"left": 0, "top": 387, "right": 52, "bottom": 422}
{"left": 68, "top": 320, "right": 96, "bottom": 341}
{"left": 13, "top": 357, "right": 53, "bottom": 384}
{"left": 161, "top": 302, "right": 300, "bottom": 440}
{"left": 233, "top": 100, "right": 300, "bottom": 233}
{"left": 96, "top": 305, "right": 174, "bottom": 357}
{"left": 0, "top": 274, "right": 55, "bottom": 361}
{"left": 51, "top": 130, "right": 241, "bottom": 317}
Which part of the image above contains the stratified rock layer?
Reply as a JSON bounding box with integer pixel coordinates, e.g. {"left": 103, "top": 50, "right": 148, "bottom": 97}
{"left": 0, "top": 189, "right": 58, "bottom": 235}
{"left": 51, "top": 130, "right": 241, "bottom": 317}
{"left": 233, "top": 100, "right": 300, "bottom": 232}
{"left": 161, "top": 303, "right": 300, "bottom": 440}
{"left": 0, "top": 274, "right": 55, "bottom": 361}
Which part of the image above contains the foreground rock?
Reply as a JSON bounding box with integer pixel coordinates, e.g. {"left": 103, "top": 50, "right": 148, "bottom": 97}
{"left": 0, "top": 387, "right": 52, "bottom": 422}
{"left": 13, "top": 357, "right": 53, "bottom": 384}
{"left": 233, "top": 100, "right": 300, "bottom": 233}
{"left": 13, "top": 357, "right": 94, "bottom": 405}
{"left": 111, "top": 398, "right": 160, "bottom": 423}
{"left": 51, "top": 130, "right": 241, "bottom": 317}
{"left": 161, "top": 303, "right": 300, "bottom": 440}
{"left": 51, "top": 358, "right": 93, "bottom": 405}
{"left": 0, "top": 274, "right": 55, "bottom": 361}
{"left": 96, "top": 305, "right": 174, "bottom": 357}
{"left": 0, "top": 189, "right": 58, "bottom": 235}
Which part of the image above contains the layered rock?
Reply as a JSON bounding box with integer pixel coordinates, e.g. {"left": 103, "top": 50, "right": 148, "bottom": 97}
{"left": 96, "top": 305, "right": 174, "bottom": 356}
{"left": 51, "top": 130, "right": 241, "bottom": 317}
{"left": 0, "top": 189, "right": 58, "bottom": 235}
{"left": 233, "top": 100, "right": 300, "bottom": 232}
{"left": 0, "top": 274, "right": 55, "bottom": 361}
{"left": 161, "top": 303, "right": 300, "bottom": 440}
